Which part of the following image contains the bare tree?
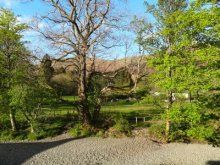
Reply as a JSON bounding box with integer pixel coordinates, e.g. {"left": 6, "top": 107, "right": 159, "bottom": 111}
{"left": 35, "top": 0, "right": 125, "bottom": 125}
{"left": 121, "top": 26, "right": 148, "bottom": 95}
{"left": 127, "top": 53, "right": 147, "bottom": 94}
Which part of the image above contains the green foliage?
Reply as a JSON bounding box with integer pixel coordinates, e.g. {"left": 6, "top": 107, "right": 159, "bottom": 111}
{"left": 149, "top": 123, "right": 166, "bottom": 142}
{"left": 95, "top": 130, "right": 105, "bottom": 138}
{"left": 138, "top": 93, "right": 165, "bottom": 106}
{"left": 7, "top": 84, "right": 58, "bottom": 133}
{"left": 27, "top": 133, "right": 38, "bottom": 141}
{"left": 134, "top": 0, "right": 220, "bottom": 143}
{"left": 133, "top": 86, "right": 150, "bottom": 100}
{"left": 0, "top": 8, "right": 30, "bottom": 131}
{"left": 200, "top": 93, "right": 220, "bottom": 110}
{"left": 0, "top": 130, "right": 37, "bottom": 141}
{"left": 0, "top": 8, "right": 29, "bottom": 88}
{"left": 209, "top": 127, "right": 220, "bottom": 147}
{"left": 136, "top": 0, "right": 220, "bottom": 94}
{"left": 104, "top": 115, "right": 131, "bottom": 138}
{"left": 186, "top": 126, "right": 214, "bottom": 142}
{"left": 87, "top": 73, "right": 108, "bottom": 119}
{"left": 0, "top": 116, "right": 68, "bottom": 141}
{"left": 68, "top": 123, "right": 94, "bottom": 137}
{"left": 113, "top": 70, "right": 131, "bottom": 88}
{"left": 0, "top": 130, "right": 14, "bottom": 141}
{"left": 113, "top": 114, "right": 131, "bottom": 134}
{"left": 168, "top": 103, "right": 215, "bottom": 142}
{"left": 36, "top": 117, "right": 66, "bottom": 138}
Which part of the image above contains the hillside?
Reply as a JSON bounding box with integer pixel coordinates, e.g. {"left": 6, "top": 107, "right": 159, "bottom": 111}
{"left": 43, "top": 56, "right": 152, "bottom": 95}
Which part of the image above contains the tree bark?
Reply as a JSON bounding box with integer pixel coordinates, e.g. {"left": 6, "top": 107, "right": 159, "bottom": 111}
{"left": 30, "top": 122, "right": 35, "bottom": 133}
{"left": 165, "top": 62, "right": 173, "bottom": 141}
{"left": 130, "top": 78, "right": 138, "bottom": 94}
{"left": 165, "top": 91, "right": 173, "bottom": 141}
{"left": 78, "top": 51, "right": 91, "bottom": 125}
{"left": 9, "top": 109, "right": 17, "bottom": 131}
{"left": 93, "top": 97, "right": 101, "bottom": 122}
{"left": 189, "top": 91, "right": 192, "bottom": 102}
{"left": 23, "top": 112, "right": 35, "bottom": 133}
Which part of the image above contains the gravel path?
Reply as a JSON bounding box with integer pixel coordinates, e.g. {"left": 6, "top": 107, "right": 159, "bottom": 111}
{"left": 0, "top": 135, "right": 219, "bottom": 165}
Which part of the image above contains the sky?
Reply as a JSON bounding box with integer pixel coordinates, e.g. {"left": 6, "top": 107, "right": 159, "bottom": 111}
{"left": 0, "top": 0, "right": 154, "bottom": 59}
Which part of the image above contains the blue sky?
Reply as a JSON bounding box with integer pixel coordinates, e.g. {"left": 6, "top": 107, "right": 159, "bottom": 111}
{"left": 0, "top": 0, "right": 155, "bottom": 58}
{"left": 0, "top": 0, "right": 149, "bottom": 17}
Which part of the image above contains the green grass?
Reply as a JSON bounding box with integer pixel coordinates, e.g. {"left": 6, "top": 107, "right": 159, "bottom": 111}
{"left": 101, "top": 103, "right": 163, "bottom": 118}
{"left": 42, "top": 106, "right": 77, "bottom": 117}
{"left": 101, "top": 103, "right": 164, "bottom": 127}
{"left": 0, "top": 98, "right": 165, "bottom": 140}
{"left": 102, "top": 104, "right": 160, "bottom": 113}
{"left": 62, "top": 95, "right": 79, "bottom": 102}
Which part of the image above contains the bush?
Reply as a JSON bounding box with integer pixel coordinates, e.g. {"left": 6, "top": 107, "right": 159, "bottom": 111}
{"left": 133, "top": 86, "right": 150, "bottom": 100}
{"left": 68, "top": 123, "right": 94, "bottom": 137}
{"left": 113, "top": 114, "right": 131, "bottom": 134}
{"left": 168, "top": 102, "right": 215, "bottom": 142}
{"left": 186, "top": 126, "right": 214, "bottom": 142}
{"left": 27, "top": 133, "right": 38, "bottom": 141}
{"left": 96, "top": 130, "right": 105, "bottom": 138}
{"left": 104, "top": 115, "right": 131, "bottom": 138}
{"left": 148, "top": 123, "right": 166, "bottom": 142}
{"left": 0, "top": 130, "right": 14, "bottom": 141}
{"left": 0, "top": 130, "right": 33, "bottom": 141}
{"left": 208, "top": 127, "right": 220, "bottom": 147}
{"left": 138, "top": 94, "right": 164, "bottom": 105}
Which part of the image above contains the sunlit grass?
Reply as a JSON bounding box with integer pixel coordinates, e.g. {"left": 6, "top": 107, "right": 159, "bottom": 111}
{"left": 62, "top": 95, "right": 79, "bottom": 102}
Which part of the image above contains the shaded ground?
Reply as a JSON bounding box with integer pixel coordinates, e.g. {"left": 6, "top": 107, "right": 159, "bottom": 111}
{"left": 0, "top": 135, "right": 220, "bottom": 165}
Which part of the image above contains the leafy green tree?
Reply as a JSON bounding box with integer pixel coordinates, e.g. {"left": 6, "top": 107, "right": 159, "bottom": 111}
{"left": 0, "top": 8, "right": 28, "bottom": 131}
{"left": 135, "top": 0, "right": 188, "bottom": 138}
{"left": 8, "top": 84, "right": 58, "bottom": 133}
{"left": 135, "top": 0, "right": 220, "bottom": 139}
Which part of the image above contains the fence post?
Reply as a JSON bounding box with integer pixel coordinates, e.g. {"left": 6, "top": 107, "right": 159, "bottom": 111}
{"left": 136, "top": 117, "right": 138, "bottom": 125}
{"left": 143, "top": 117, "right": 145, "bottom": 123}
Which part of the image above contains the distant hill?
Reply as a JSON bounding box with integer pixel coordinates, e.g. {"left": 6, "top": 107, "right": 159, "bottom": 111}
{"left": 42, "top": 56, "right": 153, "bottom": 95}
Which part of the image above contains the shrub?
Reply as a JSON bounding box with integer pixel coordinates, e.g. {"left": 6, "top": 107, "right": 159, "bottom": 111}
{"left": 186, "top": 126, "right": 214, "bottom": 142}
{"left": 68, "top": 123, "right": 94, "bottom": 137}
{"left": 208, "top": 127, "right": 220, "bottom": 147}
{"left": 113, "top": 114, "right": 131, "bottom": 134}
{"left": 148, "top": 123, "right": 166, "bottom": 142}
{"left": 27, "top": 133, "right": 38, "bottom": 141}
{"left": 13, "top": 132, "right": 27, "bottom": 140}
{"left": 0, "top": 130, "right": 14, "bottom": 141}
{"left": 104, "top": 114, "right": 131, "bottom": 138}
{"left": 96, "top": 130, "right": 105, "bottom": 138}
{"left": 168, "top": 102, "right": 215, "bottom": 142}
{"left": 133, "top": 86, "right": 150, "bottom": 100}
{"left": 138, "top": 94, "right": 164, "bottom": 106}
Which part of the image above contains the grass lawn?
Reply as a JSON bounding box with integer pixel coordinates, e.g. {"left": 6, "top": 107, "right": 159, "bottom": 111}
{"left": 0, "top": 97, "right": 164, "bottom": 140}
{"left": 102, "top": 104, "right": 162, "bottom": 114}
{"left": 62, "top": 95, "right": 79, "bottom": 102}
{"left": 60, "top": 96, "right": 163, "bottom": 117}
{"left": 101, "top": 103, "right": 163, "bottom": 126}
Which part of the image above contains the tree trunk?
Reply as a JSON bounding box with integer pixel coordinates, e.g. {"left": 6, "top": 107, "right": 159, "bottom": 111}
{"left": 9, "top": 109, "right": 17, "bottom": 131}
{"left": 165, "top": 61, "right": 173, "bottom": 141}
{"left": 30, "top": 122, "right": 35, "bottom": 133}
{"left": 130, "top": 80, "right": 137, "bottom": 94}
{"left": 165, "top": 118, "right": 170, "bottom": 138}
{"left": 165, "top": 91, "right": 173, "bottom": 140}
{"left": 189, "top": 91, "right": 192, "bottom": 102}
{"left": 196, "top": 90, "right": 199, "bottom": 99}
{"left": 78, "top": 51, "right": 91, "bottom": 125}
{"left": 93, "top": 97, "right": 101, "bottom": 122}
{"left": 23, "top": 112, "right": 35, "bottom": 133}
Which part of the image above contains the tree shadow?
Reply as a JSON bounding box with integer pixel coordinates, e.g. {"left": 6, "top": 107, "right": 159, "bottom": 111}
{"left": 206, "top": 160, "right": 220, "bottom": 165}
{"left": 0, "top": 137, "right": 81, "bottom": 165}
